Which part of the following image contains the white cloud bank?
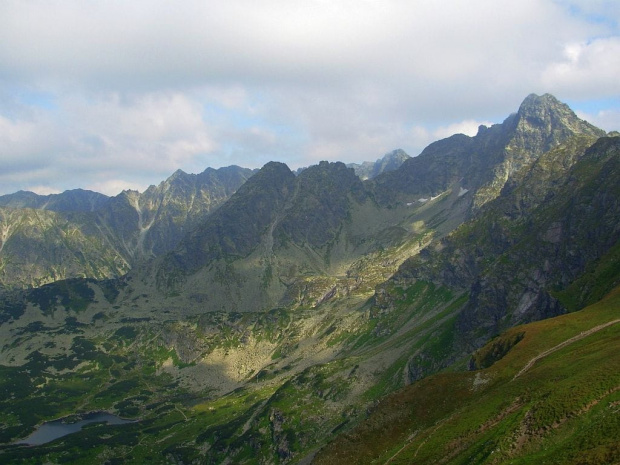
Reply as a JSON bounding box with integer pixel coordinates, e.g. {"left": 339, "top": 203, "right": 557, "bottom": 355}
{"left": 0, "top": 0, "right": 619, "bottom": 195}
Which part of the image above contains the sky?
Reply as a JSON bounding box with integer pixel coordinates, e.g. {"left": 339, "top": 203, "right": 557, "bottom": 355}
{"left": 1, "top": 0, "right": 619, "bottom": 196}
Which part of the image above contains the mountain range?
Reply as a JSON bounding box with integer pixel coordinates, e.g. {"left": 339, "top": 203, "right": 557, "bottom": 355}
{"left": 0, "top": 166, "right": 256, "bottom": 289}
{"left": 0, "top": 150, "right": 410, "bottom": 291}
{"left": 0, "top": 93, "right": 618, "bottom": 464}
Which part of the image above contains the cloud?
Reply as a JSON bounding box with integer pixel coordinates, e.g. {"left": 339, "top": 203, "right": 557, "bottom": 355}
{"left": 0, "top": 112, "right": 63, "bottom": 173}
{"left": 64, "top": 92, "right": 216, "bottom": 171}
{"left": 432, "top": 120, "right": 495, "bottom": 140}
{"left": 407, "top": 119, "right": 495, "bottom": 156}
{"left": 86, "top": 179, "right": 148, "bottom": 197}
{"left": 0, "top": 92, "right": 217, "bottom": 195}
{"left": 0, "top": 0, "right": 599, "bottom": 94}
{"left": 0, "top": 0, "right": 619, "bottom": 195}
{"left": 542, "top": 37, "right": 620, "bottom": 97}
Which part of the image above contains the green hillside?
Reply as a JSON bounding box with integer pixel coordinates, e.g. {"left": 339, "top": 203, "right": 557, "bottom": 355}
{"left": 316, "top": 285, "right": 620, "bottom": 464}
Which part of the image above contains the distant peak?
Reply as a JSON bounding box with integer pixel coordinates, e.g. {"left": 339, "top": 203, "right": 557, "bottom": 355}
{"left": 169, "top": 169, "right": 188, "bottom": 179}
{"left": 261, "top": 161, "right": 292, "bottom": 174}
{"left": 249, "top": 162, "right": 294, "bottom": 185}
{"left": 384, "top": 148, "right": 410, "bottom": 159}
{"left": 316, "top": 160, "right": 345, "bottom": 169}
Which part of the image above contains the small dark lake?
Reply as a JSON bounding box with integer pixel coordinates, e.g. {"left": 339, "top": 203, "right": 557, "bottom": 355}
{"left": 16, "top": 412, "right": 135, "bottom": 446}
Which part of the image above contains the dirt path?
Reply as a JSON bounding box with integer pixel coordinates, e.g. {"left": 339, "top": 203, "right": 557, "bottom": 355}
{"left": 383, "top": 431, "right": 418, "bottom": 465}
{"left": 381, "top": 318, "right": 620, "bottom": 464}
{"left": 513, "top": 318, "right": 620, "bottom": 380}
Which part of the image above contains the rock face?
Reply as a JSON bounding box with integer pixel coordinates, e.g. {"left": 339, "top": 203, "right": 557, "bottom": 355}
{"left": 471, "top": 93, "right": 605, "bottom": 208}
{"left": 2, "top": 94, "right": 601, "bottom": 291}
{"left": 0, "top": 207, "right": 131, "bottom": 289}
{"left": 275, "top": 161, "right": 367, "bottom": 248}
{"left": 153, "top": 161, "right": 375, "bottom": 312}
{"left": 372, "top": 93, "right": 605, "bottom": 211}
{"left": 145, "top": 96, "right": 619, "bottom": 350}
{"left": 103, "top": 165, "right": 257, "bottom": 260}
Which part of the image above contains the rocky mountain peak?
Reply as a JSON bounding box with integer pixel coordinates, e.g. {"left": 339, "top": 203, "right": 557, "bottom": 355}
{"left": 294, "top": 161, "right": 363, "bottom": 205}
{"left": 233, "top": 161, "right": 294, "bottom": 201}
{"left": 273, "top": 160, "right": 368, "bottom": 249}
{"left": 166, "top": 168, "right": 190, "bottom": 184}
{"left": 469, "top": 93, "right": 606, "bottom": 210}
{"left": 510, "top": 93, "right": 605, "bottom": 153}
{"left": 300, "top": 160, "right": 357, "bottom": 183}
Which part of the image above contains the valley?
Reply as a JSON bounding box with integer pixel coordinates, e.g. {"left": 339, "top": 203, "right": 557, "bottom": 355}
{"left": 0, "top": 94, "right": 618, "bottom": 464}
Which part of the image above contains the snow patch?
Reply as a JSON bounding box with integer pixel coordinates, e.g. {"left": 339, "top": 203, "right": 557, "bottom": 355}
{"left": 419, "top": 193, "right": 442, "bottom": 203}
{"left": 458, "top": 187, "right": 469, "bottom": 197}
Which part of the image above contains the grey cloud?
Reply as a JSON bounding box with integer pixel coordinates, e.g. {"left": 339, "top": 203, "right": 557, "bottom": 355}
{"left": 0, "top": 1, "right": 599, "bottom": 91}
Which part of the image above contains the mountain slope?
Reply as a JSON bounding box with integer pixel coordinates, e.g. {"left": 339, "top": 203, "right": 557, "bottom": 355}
{"left": 0, "top": 166, "right": 254, "bottom": 289}
{"left": 148, "top": 94, "right": 607, "bottom": 315}
{"left": 368, "top": 135, "right": 620, "bottom": 383}
{"left": 163, "top": 161, "right": 296, "bottom": 274}
{"left": 315, "top": 285, "right": 620, "bottom": 464}
{"left": 0, "top": 207, "right": 131, "bottom": 289}
{"left": 152, "top": 160, "right": 402, "bottom": 313}
{"left": 113, "top": 165, "right": 257, "bottom": 259}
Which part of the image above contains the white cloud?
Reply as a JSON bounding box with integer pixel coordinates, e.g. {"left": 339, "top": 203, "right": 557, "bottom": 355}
{"left": 19, "top": 185, "right": 62, "bottom": 196}
{"left": 433, "top": 120, "right": 495, "bottom": 140}
{"left": 542, "top": 37, "right": 620, "bottom": 97}
{"left": 0, "top": 92, "right": 218, "bottom": 195}
{"left": 64, "top": 92, "right": 216, "bottom": 171}
{"left": 0, "top": 0, "right": 598, "bottom": 94}
{"left": 406, "top": 119, "right": 495, "bottom": 157}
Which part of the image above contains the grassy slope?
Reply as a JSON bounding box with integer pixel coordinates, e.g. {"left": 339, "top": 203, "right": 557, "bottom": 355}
{"left": 314, "top": 285, "right": 620, "bottom": 464}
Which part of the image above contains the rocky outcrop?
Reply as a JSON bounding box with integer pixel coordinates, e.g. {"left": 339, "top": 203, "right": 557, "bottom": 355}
{"left": 164, "top": 162, "right": 296, "bottom": 274}
{"left": 472, "top": 93, "right": 605, "bottom": 209}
